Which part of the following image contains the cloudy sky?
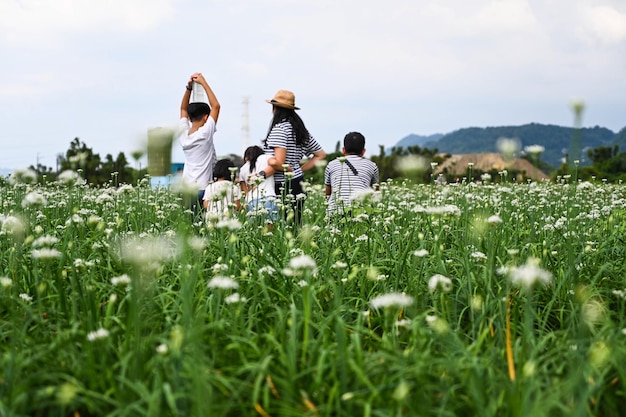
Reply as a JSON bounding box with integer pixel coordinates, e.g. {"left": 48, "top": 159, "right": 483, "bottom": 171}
{"left": 1, "top": 0, "right": 625, "bottom": 171}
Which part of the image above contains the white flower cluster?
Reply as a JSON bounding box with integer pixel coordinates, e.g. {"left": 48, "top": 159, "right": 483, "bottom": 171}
{"left": 369, "top": 292, "right": 414, "bottom": 310}
{"left": 428, "top": 274, "right": 453, "bottom": 293}
{"left": 503, "top": 257, "right": 552, "bottom": 290}
{"left": 86, "top": 328, "right": 110, "bottom": 342}
{"left": 207, "top": 276, "right": 239, "bottom": 289}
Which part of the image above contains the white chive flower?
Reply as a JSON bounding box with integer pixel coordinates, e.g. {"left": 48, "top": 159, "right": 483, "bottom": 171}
{"left": 207, "top": 276, "right": 239, "bottom": 289}
{"left": 370, "top": 292, "right": 414, "bottom": 310}
{"left": 428, "top": 274, "right": 453, "bottom": 293}
{"left": 86, "top": 328, "right": 110, "bottom": 341}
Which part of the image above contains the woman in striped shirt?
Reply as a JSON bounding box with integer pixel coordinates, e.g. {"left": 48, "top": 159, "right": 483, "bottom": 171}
{"left": 262, "top": 90, "right": 326, "bottom": 225}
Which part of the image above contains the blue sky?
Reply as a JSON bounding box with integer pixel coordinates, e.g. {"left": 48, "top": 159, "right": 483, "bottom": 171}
{"left": 1, "top": 0, "right": 625, "bottom": 171}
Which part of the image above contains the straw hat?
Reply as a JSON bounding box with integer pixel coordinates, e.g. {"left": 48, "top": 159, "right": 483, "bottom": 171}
{"left": 266, "top": 90, "right": 300, "bottom": 110}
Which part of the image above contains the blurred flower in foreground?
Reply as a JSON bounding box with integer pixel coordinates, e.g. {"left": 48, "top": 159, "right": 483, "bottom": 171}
{"left": 32, "top": 235, "right": 59, "bottom": 248}
{"left": 428, "top": 274, "right": 452, "bottom": 293}
{"left": 9, "top": 168, "right": 37, "bottom": 184}
{"left": 396, "top": 155, "right": 430, "bottom": 176}
{"left": 156, "top": 343, "right": 169, "bottom": 355}
{"left": 496, "top": 137, "right": 521, "bottom": 161}
{"left": 487, "top": 215, "right": 502, "bottom": 224}
{"left": 110, "top": 274, "right": 131, "bottom": 286}
{"left": 287, "top": 254, "right": 318, "bottom": 275}
{"left": 1, "top": 215, "right": 26, "bottom": 241}
{"left": 207, "top": 276, "right": 239, "bottom": 289}
{"left": 225, "top": 292, "right": 247, "bottom": 304}
{"left": 86, "top": 328, "right": 110, "bottom": 341}
{"left": 370, "top": 292, "right": 414, "bottom": 310}
{"left": 57, "top": 382, "right": 78, "bottom": 406}
{"left": 31, "top": 248, "right": 62, "bottom": 260}
{"left": 425, "top": 314, "right": 449, "bottom": 333}
{"left": 117, "top": 235, "right": 178, "bottom": 271}
{"left": 22, "top": 191, "right": 47, "bottom": 208}
{"left": 505, "top": 257, "right": 552, "bottom": 290}
{"left": 57, "top": 170, "right": 85, "bottom": 186}
{"left": 19, "top": 293, "right": 33, "bottom": 302}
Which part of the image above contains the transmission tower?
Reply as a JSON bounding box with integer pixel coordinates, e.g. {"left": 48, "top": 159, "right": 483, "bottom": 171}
{"left": 242, "top": 96, "right": 250, "bottom": 153}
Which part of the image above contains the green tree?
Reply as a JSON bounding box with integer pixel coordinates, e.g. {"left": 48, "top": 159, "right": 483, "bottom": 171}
{"left": 57, "top": 138, "right": 137, "bottom": 186}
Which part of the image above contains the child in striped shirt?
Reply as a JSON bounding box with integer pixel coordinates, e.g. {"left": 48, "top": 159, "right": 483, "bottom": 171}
{"left": 324, "top": 132, "right": 379, "bottom": 215}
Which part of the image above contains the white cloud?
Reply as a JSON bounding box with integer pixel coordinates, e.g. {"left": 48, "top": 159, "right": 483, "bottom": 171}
{"left": 582, "top": 5, "right": 626, "bottom": 44}
{"left": 0, "top": 0, "right": 174, "bottom": 46}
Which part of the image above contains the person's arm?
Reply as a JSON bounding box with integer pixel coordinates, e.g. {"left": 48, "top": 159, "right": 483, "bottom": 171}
{"left": 325, "top": 184, "right": 332, "bottom": 198}
{"left": 180, "top": 75, "right": 194, "bottom": 119}
{"left": 240, "top": 180, "right": 249, "bottom": 194}
{"left": 301, "top": 148, "right": 327, "bottom": 172}
{"left": 372, "top": 165, "right": 380, "bottom": 191}
{"left": 193, "top": 73, "right": 221, "bottom": 123}
{"left": 267, "top": 147, "right": 287, "bottom": 173}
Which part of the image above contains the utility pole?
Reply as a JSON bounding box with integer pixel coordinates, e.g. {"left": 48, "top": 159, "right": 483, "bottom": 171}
{"left": 242, "top": 96, "right": 250, "bottom": 154}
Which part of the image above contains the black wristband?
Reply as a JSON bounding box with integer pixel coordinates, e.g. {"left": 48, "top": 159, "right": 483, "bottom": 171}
{"left": 186, "top": 85, "right": 192, "bottom": 91}
{"left": 259, "top": 170, "right": 267, "bottom": 179}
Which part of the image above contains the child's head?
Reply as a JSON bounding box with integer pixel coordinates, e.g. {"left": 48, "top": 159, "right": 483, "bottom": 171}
{"left": 243, "top": 146, "right": 265, "bottom": 162}
{"left": 243, "top": 145, "right": 265, "bottom": 172}
{"left": 343, "top": 131, "right": 366, "bottom": 156}
{"left": 187, "top": 102, "right": 211, "bottom": 123}
{"left": 213, "top": 159, "right": 235, "bottom": 181}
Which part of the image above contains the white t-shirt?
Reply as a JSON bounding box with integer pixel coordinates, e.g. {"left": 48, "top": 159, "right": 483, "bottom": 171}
{"left": 203, "top": 180, "right": 241, "bottom": 216}
{"left": 239, "top": 154, "right": 276, "bottom": 203}
{"left": 177, "top": 117, "right": 217, "bottom": 190}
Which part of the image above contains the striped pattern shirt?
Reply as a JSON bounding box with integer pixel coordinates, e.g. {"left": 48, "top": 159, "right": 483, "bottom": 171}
{"left": 264, "top": 121, "right": 323, "bottom": 183}
{"left": 324, "top": 155, "right": 379, "bottom": 213}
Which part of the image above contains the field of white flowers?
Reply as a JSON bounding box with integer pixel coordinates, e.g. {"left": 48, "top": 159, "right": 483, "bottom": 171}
{"left": 1, "top": 172, "right": 626, "bottom": 417}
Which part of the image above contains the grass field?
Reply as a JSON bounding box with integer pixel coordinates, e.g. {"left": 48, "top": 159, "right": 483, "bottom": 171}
{"left": 1, "top": 173, "right": 626, "bottom": 416}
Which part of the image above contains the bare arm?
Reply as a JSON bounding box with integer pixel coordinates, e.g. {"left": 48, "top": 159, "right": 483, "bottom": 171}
{"left": 194, "top": 73, "right": 221, "bottom": 123}
{"left": 267, "top": 147, "right": 287, "bottom": 173}
{"left": 240, "top": 180, "right": 249, "bottom": 194}
{"left": 325, "top": 184, "right": 331, "bottom": 197}
{"left": 301, "top": 149, "right": 327, "bottom": 172}
{"left": 180, "top": 76, "right": 193, "bottom": 119}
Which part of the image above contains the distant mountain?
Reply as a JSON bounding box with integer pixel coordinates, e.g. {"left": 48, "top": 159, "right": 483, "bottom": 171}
{"left": 395, "top": 133, "right": 445, "bottom": 148}
{"left": 394, "top": 123, "right": 623, "bottom": 169}
{"left": 0, "top": 168, "right": 12, "bottom": 178}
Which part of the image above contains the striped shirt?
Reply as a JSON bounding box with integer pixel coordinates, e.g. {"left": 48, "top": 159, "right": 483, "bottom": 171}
{"left": 264, "top": 121, "right": 323, "bottom": 183}
{"left": 324, "top": 155, "right": 379, "bottom": 213}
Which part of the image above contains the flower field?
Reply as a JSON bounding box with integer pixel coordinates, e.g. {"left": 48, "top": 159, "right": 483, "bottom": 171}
{"left": 2, "top": 174, "right": 626, "bottom": 416}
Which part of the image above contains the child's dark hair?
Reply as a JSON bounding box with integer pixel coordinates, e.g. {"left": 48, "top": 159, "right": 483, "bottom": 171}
{"left": 344, "top": 132, "right": 366, "bottom": 155}
{"left": 243, "top": 146, "right": 265, "bottom": 172}
{"left": 213, "top": 159, "right": 235, "bottom": 181}
{"left": 187, "top": 102, "right": 211, "bottom": 122}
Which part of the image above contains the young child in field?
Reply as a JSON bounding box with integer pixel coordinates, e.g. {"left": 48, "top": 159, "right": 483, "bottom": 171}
{"left": 325, "top": 131, "right": 379, "bottom": 215}
{"left": 177, "top": 72, "right": 220, "bottom": 215}
{"left": 203, "top": 159, "right": 241, "bottom": 220}
{"left": 239, "top": 146, "right": 279, "bottom": 224}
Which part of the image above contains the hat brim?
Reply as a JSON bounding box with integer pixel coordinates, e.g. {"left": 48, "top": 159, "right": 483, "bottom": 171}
{"left": 266, "top": 99, "right": 300, "bottom": 110}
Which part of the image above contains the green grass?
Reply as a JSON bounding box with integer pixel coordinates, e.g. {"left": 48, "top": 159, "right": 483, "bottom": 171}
{"left": 1, "top": 176, "right": 626, "bottom": 416}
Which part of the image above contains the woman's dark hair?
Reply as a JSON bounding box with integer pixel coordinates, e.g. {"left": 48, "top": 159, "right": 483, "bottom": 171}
{"left": 213, "top": 159, "right": 235, "bottom": 181}
{"left": 264, "top": 106, "right": 310, "bottom": 147}
{"left": 243, "top": 146, "right": 265, "bottom": 172}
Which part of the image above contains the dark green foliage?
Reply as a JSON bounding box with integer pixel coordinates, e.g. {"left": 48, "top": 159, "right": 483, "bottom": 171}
{"left": 29, "top": 138, "right": 145, "bottom": 186}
